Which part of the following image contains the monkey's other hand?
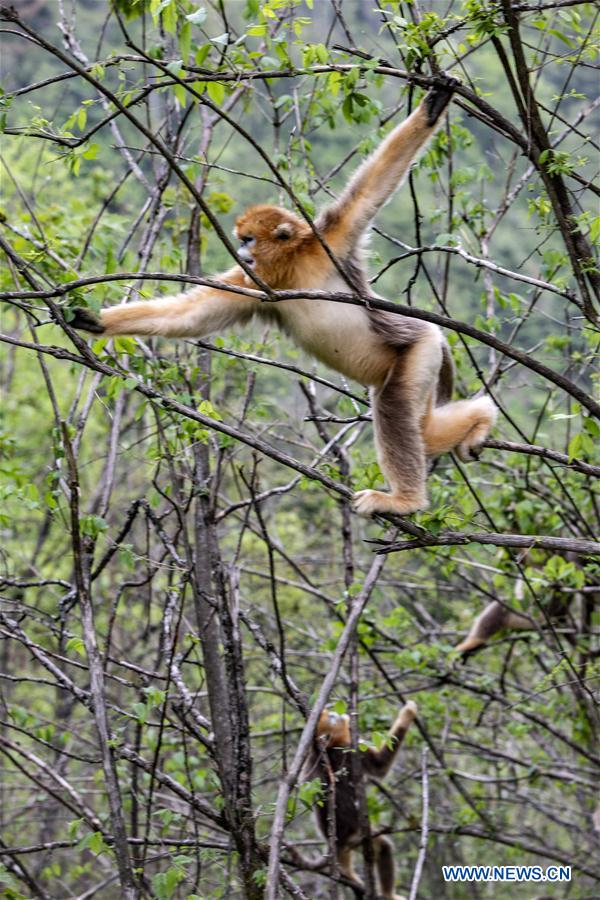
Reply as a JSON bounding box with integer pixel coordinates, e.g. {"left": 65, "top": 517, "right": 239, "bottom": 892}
{"left": 423, "top": 76, "right": 460, "bottom": 127}
{"left": 454, "top": 635, "right": 486, "bottom": 655}
{"left": 68, "top": 308, "right": 106, "bottom": 334}
{"left": 399, "top": 701, "right": 418, "bottom": 725}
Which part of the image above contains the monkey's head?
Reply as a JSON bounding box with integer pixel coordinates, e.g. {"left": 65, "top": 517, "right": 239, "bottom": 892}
{"left": 315, "top": 709, "right": 351, "bottom": 749}
{"left": 234, "top": 205, "right": 312, "bottom": 287}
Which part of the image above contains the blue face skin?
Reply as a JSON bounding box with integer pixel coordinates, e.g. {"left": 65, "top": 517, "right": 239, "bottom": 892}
{"left": 237, "top": 234, "right": 256, "bottom": 267}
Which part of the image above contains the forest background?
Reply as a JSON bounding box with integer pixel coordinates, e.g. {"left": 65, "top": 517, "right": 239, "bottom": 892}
{"left": 0, "top": 1, "right": 598, "bottom": 898}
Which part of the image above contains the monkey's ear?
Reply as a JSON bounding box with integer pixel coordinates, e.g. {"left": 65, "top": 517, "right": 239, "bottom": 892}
{"left": 273, "top": 222, "right": 294, "bottom": 241}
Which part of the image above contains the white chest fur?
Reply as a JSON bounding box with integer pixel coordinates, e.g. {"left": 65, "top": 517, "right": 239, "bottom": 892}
{"left": 275, "top": 277, "right": 393, "bottom": 386}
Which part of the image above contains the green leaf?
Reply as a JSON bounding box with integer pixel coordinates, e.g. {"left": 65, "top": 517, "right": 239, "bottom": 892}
{"left": 314, "top": 43, "right": 328, "bottom": 63}
{"left": 90, "top": 62, "right": 105, "bottom": 80}
{"left": 67, "top": 818, "right": 83, "bottom": 840}
{"left": 152, "top": 865, "right": 186, "bottom": 900}
{"left": 547, "top": 28, "right": 574, "bottom": 47}
{"left": 77, "top": 831, "right": 106, "bottom": 855}
{"left": 179, "top": 21, "right": 191, "bottom": 61}
{"left": 132, "top": 702, "right": 148, "bottom": 724}
{"left": 113, "top": 336, "right": 138, "bottom": 355}
{"left": 118, "top": 544, "right": 136, "bottom": 569}
{"left": 88, "top": 831, "right": 105, "bottom": 855}
{"left": 567, "top": 433, "right": 582, "bottom": 461}
{"left": 166, "top": 59, "right": 183, "bottom": 77}
{"left": 195, "top": 44, "right": 211, "bottom": 66}
{"left": 144, "top": 687, "right": 166, "bottom": 708}
{"left": 162, "top": 0, "right": 177, "bottom": 34}
{"left": 82, "top": 143, "right": 99, "bottom": 160}
{"left": 298, "top": 778, "right": 323, "bottom": 809}
{"left": 66, "top": 637, "right": 85, "bottom": 657}
{"left": 198, "top": 398, "right": 222, "bottom": 420}
{"left": 174, "top": 83, "right": 188, "bottom": 108}
{"left": 342, "top": 94, "right": 354, "bottom": 122}
{"left": 207, "top": 81, "right": 225, "bottom": 105}
{"left": 434, "top": 232, "right": 457, "bottom": 246}
{"left": 79, "top": 515, "right": 108, "bottom": 539}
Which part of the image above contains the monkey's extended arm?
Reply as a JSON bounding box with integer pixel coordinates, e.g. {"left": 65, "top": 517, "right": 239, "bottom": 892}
{"left": 361, "top": 700, "right": 417, "bottom": 778}
{"left": 69, "top": 268, "right": 259, "bottom": 338}
{"left": 316, "top": 82, "right": 456, "bottom": 255}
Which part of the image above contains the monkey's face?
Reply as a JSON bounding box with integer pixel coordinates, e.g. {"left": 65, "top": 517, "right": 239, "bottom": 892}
{"left": 316, "top": 710, "right": 351, "bottom": 748}
{"left": 234, "top": 205, "right": 310, "bottom": 286}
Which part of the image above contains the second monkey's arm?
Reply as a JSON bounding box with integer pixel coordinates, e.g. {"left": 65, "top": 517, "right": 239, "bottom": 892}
{"left": 361, "top": 700, "right": 418, "bottom": 778}
{"left": 316, "top": 81, "right": 457, "bottom": 256}
{"left": 69, "top": 268, "right": 260, "bottom": 338}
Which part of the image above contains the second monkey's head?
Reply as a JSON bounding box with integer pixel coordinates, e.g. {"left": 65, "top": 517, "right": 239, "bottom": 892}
{"left": 234, "top": 205, "right": 313, "bottom": 287}
{"left": 316, "top": 709, "right": 351, "bottom": 749}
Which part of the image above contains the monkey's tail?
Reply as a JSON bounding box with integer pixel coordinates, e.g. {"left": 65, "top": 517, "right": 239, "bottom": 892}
{"left": 436, "top": 339, "right": 454, "bottom": 406}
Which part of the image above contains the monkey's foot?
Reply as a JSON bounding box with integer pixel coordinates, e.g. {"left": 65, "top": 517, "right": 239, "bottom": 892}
{"left": 424, "top": 76, "right": 460, "bottom": 126}
{"left": 456, "top": 396, "right": 497, "bottom": 461}
{"left": 69, "top": 307, "right": 106, "bottom": 334}
{"left": 352, "top": 490, "right": 428, "bottom": 517}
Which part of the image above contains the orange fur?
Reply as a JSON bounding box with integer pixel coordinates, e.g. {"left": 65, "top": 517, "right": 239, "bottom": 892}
{"left": 316, "top": 710, "right": 352, "bottom": 747}
{"left": 235, "top": 205, "right": 314, "bottom": 288}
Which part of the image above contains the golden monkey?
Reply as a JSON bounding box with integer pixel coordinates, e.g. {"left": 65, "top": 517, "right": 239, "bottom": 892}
{"left": 455, "top": 581, "right": 582, "bottom": 654}
{"left": 455, "top": 553, "right": 593, "bottom": 654}
{"left": 300, "top": 702, "right": 418, "bottom": 900}
{"left": 71, "top": 82, "right": 496, "bottom": 515}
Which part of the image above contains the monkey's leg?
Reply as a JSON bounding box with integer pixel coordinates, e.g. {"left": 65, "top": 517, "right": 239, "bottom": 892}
{"left": 423, "top": 396, "right": 497, "bottom": 460}
{"left": 374, "top": 836, "right": 405, "bottom": 900}
{"left": 338, "top": 847, "right": 365, "bottom": 895}
{"left": 353, "top": 329, "right": 442, "bottom": 516}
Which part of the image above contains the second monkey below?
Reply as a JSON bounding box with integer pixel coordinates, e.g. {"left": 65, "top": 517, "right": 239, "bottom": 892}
{"left": 300, "top": 702, "right": 418, "bottom": 899}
